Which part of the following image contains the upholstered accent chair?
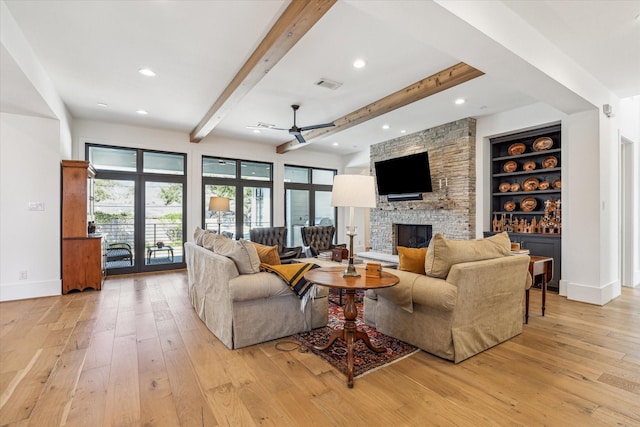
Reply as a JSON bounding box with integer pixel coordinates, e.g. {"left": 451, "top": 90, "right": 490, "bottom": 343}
{"left": 300, "top": 225, "right": 346, "bottom": 257}
{"left": 249, "top": 227, "right": 302, "bottom": 262}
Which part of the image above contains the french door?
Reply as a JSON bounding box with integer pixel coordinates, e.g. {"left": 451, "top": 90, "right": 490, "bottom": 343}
{"left": 88, "top": 145, "right": 186, "bottom": 274}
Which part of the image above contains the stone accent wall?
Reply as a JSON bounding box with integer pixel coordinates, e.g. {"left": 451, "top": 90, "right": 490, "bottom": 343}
{"left": 370, "top": 118, "right": 476, "bottom": 254}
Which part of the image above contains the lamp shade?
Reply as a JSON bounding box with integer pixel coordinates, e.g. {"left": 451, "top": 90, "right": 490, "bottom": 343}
{"left": 208, "top": 196, "right": 230, "bottom": 212}
{"left": 331, "top": 175, "right": 376, "bottom": 208}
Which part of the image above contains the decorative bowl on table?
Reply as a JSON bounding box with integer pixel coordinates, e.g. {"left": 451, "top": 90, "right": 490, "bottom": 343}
{"left": 520, "top": 197, "right": 537, "bottom": 212}
{"left": 523, "top": 160, "right": 536, "bottom": 171}
{"left": 508, "top": 143, "right": 526, "bottom": 156}
{"left": 503, "top": 161, "right": 517, "bottom": 173}
{"left": 533, "top": 137, "right": 553, "bottom": 151}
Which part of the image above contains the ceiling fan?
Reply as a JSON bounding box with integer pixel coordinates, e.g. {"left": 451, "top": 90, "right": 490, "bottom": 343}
{"left": 249, "top": 104, "right": 335, "bottom": 143}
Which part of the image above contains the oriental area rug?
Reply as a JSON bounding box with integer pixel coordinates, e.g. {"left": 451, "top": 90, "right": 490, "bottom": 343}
{"left": 292, "top": 290, "right": 420, "bottom": 379}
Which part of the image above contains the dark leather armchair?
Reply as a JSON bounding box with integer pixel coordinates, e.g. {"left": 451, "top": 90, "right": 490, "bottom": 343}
{"left": 249, "top": 227, "right": 302, "bottom": 262}
{"left": 300, "top": 225, "right": 346, "bottom": 257}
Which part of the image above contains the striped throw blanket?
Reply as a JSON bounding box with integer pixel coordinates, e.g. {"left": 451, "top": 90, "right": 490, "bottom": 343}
{"left": 260, "top": 262, "right": 319, "bottom": 299}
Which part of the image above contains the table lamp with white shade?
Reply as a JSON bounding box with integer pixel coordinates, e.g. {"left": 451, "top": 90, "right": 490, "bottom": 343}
{"left": 331, "top": 174, "right": 377, "bottom": 277}
{"left": 208, "top": 196, "right": 230, "bottom": 235}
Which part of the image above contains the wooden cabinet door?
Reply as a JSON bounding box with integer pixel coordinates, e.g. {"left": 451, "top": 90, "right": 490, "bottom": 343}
{"left": 62, "top": 237, "right": 103, "bottom": 293}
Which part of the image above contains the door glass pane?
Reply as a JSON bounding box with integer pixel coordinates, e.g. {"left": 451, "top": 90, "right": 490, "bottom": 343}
{"left": 286, "top": 189, "right": 309, "bottom": 247}
{"left": 143, "top": 152, "right": 184, "bottom": 175}
{"left": 94, "top": 179, "right": 136, "bottom": 269}
{"left": 88, "top": 146, "right": 137, "bottom": 172}
{"left": 203, "top": 158, "right": 237, "bottom": 178}
{"left": 313, "top": 169, "right": 334, "bottom": 185}
{"left": 241, "top": 161, "right": 271, "bottom": 181}
{"left": 284, "top": 166, "right": 309, "bottom": 183}
{"left": 204, "top": 184, "right": 236, "bottom": 237}
{"left": 315, "top": 191, "right": 335, "bottom": 227}
{"left": 243, "top": 186, "right": 271, "bottom": 239}
{"left": 145, "top": 181, "right": 183, "bottom": 265}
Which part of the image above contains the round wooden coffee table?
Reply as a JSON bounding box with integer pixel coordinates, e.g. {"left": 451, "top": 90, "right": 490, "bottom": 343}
{"left": 304, "top": 266, "right": 399, "bottom": 388}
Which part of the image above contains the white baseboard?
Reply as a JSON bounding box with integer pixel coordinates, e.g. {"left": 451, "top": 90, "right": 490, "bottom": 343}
{"left": 565, "top": 279, "right": 621, "bottom": 306}
{"left": 0, "top": 279, "right": 61, "bottom": 302}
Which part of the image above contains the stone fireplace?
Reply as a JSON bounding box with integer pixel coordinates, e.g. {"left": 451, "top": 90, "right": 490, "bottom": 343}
{"left": 369, "top": 118, "right": 476, "bottom": 255}
{"left": 394, "top": 224, "right": 432, "bottom": 254}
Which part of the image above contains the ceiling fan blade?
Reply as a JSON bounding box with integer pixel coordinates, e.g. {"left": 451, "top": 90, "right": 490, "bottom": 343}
{"left": 294, "top": 133, "right": 306, "bottom": 144}
{"left": 299, "top": 122, "right": 335, "bottom": 132}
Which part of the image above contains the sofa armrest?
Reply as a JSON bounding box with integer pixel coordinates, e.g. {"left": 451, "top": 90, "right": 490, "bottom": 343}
{"left": 412, "top": 275, "right": 457, "bottom": 311}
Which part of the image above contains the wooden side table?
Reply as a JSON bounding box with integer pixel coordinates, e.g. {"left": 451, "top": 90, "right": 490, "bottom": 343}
{"left": 526, "top": 256, "right": 554, "bottom": 324}
{"left": 304, "top": 267, "right": 399, "bottom": 388}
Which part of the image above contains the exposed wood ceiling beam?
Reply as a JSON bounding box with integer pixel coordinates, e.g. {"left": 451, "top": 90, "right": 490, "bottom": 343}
{"left": 276, "top": 62, "right": 484, "bottom": 153}
{"left": 190, "top": 0, "right": 336, "bottom": 143}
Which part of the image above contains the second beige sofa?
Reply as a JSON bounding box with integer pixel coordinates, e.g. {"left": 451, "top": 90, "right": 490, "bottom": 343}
{"left": 364, "top": 232, "right": 531, "bottom": 363}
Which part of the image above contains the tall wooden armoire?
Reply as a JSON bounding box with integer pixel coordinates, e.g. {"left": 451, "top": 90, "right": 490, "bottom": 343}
{"left": 61, "top": 160, "right": 104, "bottom": 294}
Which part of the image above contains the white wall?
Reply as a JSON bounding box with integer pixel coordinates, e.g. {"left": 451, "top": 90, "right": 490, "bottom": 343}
{"left": 477, "top": 102, "right": 626, "bottom": 305}
{"left": 620, "top": 96, "right": 640, "bottom": 288}
{"left": 0, "top": 113, "right": 62, "bottom": 301}
{"left": 73, "top": 119, "right": 345, "bottom": 246}
{"left": 1, "top": 2, "right": 73, "bottom": 301}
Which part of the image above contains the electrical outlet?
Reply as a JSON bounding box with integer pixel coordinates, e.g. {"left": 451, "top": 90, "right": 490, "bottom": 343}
{"left": 28, "top": 202, "right": 45, "bottom": 211}
{"left": 19, "top": 270, "right": 28, "bottom": 280}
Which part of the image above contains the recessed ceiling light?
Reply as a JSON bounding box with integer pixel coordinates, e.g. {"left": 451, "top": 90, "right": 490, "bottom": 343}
{"left": 400, "top": 129, "right": 406, "bottom": 133}
{"left": 252, "top": 129, "right": 261, "bottom": 134}
{"left": 353, "top": 59, "right": 366, "bottom": 69}
{"left": 332, "top": 142, "right": 339, "bottom": 146}
{"left": 382, "top": 124, "right": 390, "bottom": 130}
{"left": 97, "top": 102, "right": 108, "bottom": 107}
{"left": 455, "top": 98, "right": 466, "bottom": 105}
{"left": 138, "top": 68, "right": 156, "bottom": 77}
{"left": 136, "top": 109, "right": 148, "bottom": 115}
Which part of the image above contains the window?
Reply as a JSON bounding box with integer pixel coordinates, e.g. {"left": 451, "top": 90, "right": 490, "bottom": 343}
{"left": 284, "top": 165, "right": 337, "bottom": 247}
{"left": 202, "top": 157, "right": 273, "bottom": 239}
{"left": 87, "top": 145, "right": 186, "bottom": 274}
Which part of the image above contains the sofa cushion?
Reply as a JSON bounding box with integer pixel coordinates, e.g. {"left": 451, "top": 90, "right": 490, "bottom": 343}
{"left": 424, "top": 232, "right": 511, "bottom": 279}
{"left": 213, "top": 236, "right": 261, "bottom": 274}
{"left": 397, "top": 246, "right": 427, "bottom": 275}
{"left": 251, "top": 242, "right": 281, "bottom": 265}
{"left": 194, "top": 226, "right": 208, "bottom": 246}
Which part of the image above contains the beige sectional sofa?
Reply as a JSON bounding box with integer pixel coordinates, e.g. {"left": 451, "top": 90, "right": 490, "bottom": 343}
{"left": 184, "top": 228, "right": 328, "bottom": 349}
{"left": 364, "top": 232, "right": 531, "bottom": 363}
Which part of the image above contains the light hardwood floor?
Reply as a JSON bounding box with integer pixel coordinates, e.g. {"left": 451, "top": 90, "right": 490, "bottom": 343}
{"left": 1, "top": 271, "right": 639, "bottom": 426}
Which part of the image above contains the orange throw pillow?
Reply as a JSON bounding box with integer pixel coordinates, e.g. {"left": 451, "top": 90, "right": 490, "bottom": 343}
{"left": 397, "top": 246, "right": 427, "bottom": 275}
{"left": 251, "top": 242, "right": 281, "bottom": 265}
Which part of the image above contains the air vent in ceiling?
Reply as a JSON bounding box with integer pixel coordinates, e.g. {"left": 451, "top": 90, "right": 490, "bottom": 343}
{"left": 315, "top": 78, "right": 342, "bottom": 90}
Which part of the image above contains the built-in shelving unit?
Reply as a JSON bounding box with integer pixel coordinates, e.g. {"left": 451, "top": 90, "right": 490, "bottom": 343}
{"left": 486, "top": 124, "right": 562, "bottom": 290}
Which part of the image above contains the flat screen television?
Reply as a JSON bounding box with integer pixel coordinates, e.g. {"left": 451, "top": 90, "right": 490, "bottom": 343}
{"left": 374, "top": 152, "right": 433, "bottom": 196}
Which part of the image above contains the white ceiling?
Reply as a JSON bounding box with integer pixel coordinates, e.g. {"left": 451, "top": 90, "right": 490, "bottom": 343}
{"left": 2, "top": 0, "right": 639, "bottom": 155}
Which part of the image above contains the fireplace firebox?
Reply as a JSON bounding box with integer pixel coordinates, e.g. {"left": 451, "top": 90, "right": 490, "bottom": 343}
{"left": 394, "top": 224, "right": 432, "bottom": 254}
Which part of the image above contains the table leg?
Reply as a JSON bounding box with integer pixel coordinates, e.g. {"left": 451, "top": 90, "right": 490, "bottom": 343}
{"left": 314, "top": 289, "right": 385, "bottom": 388}
{"left": 525, "top": 288, "right": 530, "bottom": 324}
{"left": 542, "top": 272, "right": 547, "bottom": 316}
